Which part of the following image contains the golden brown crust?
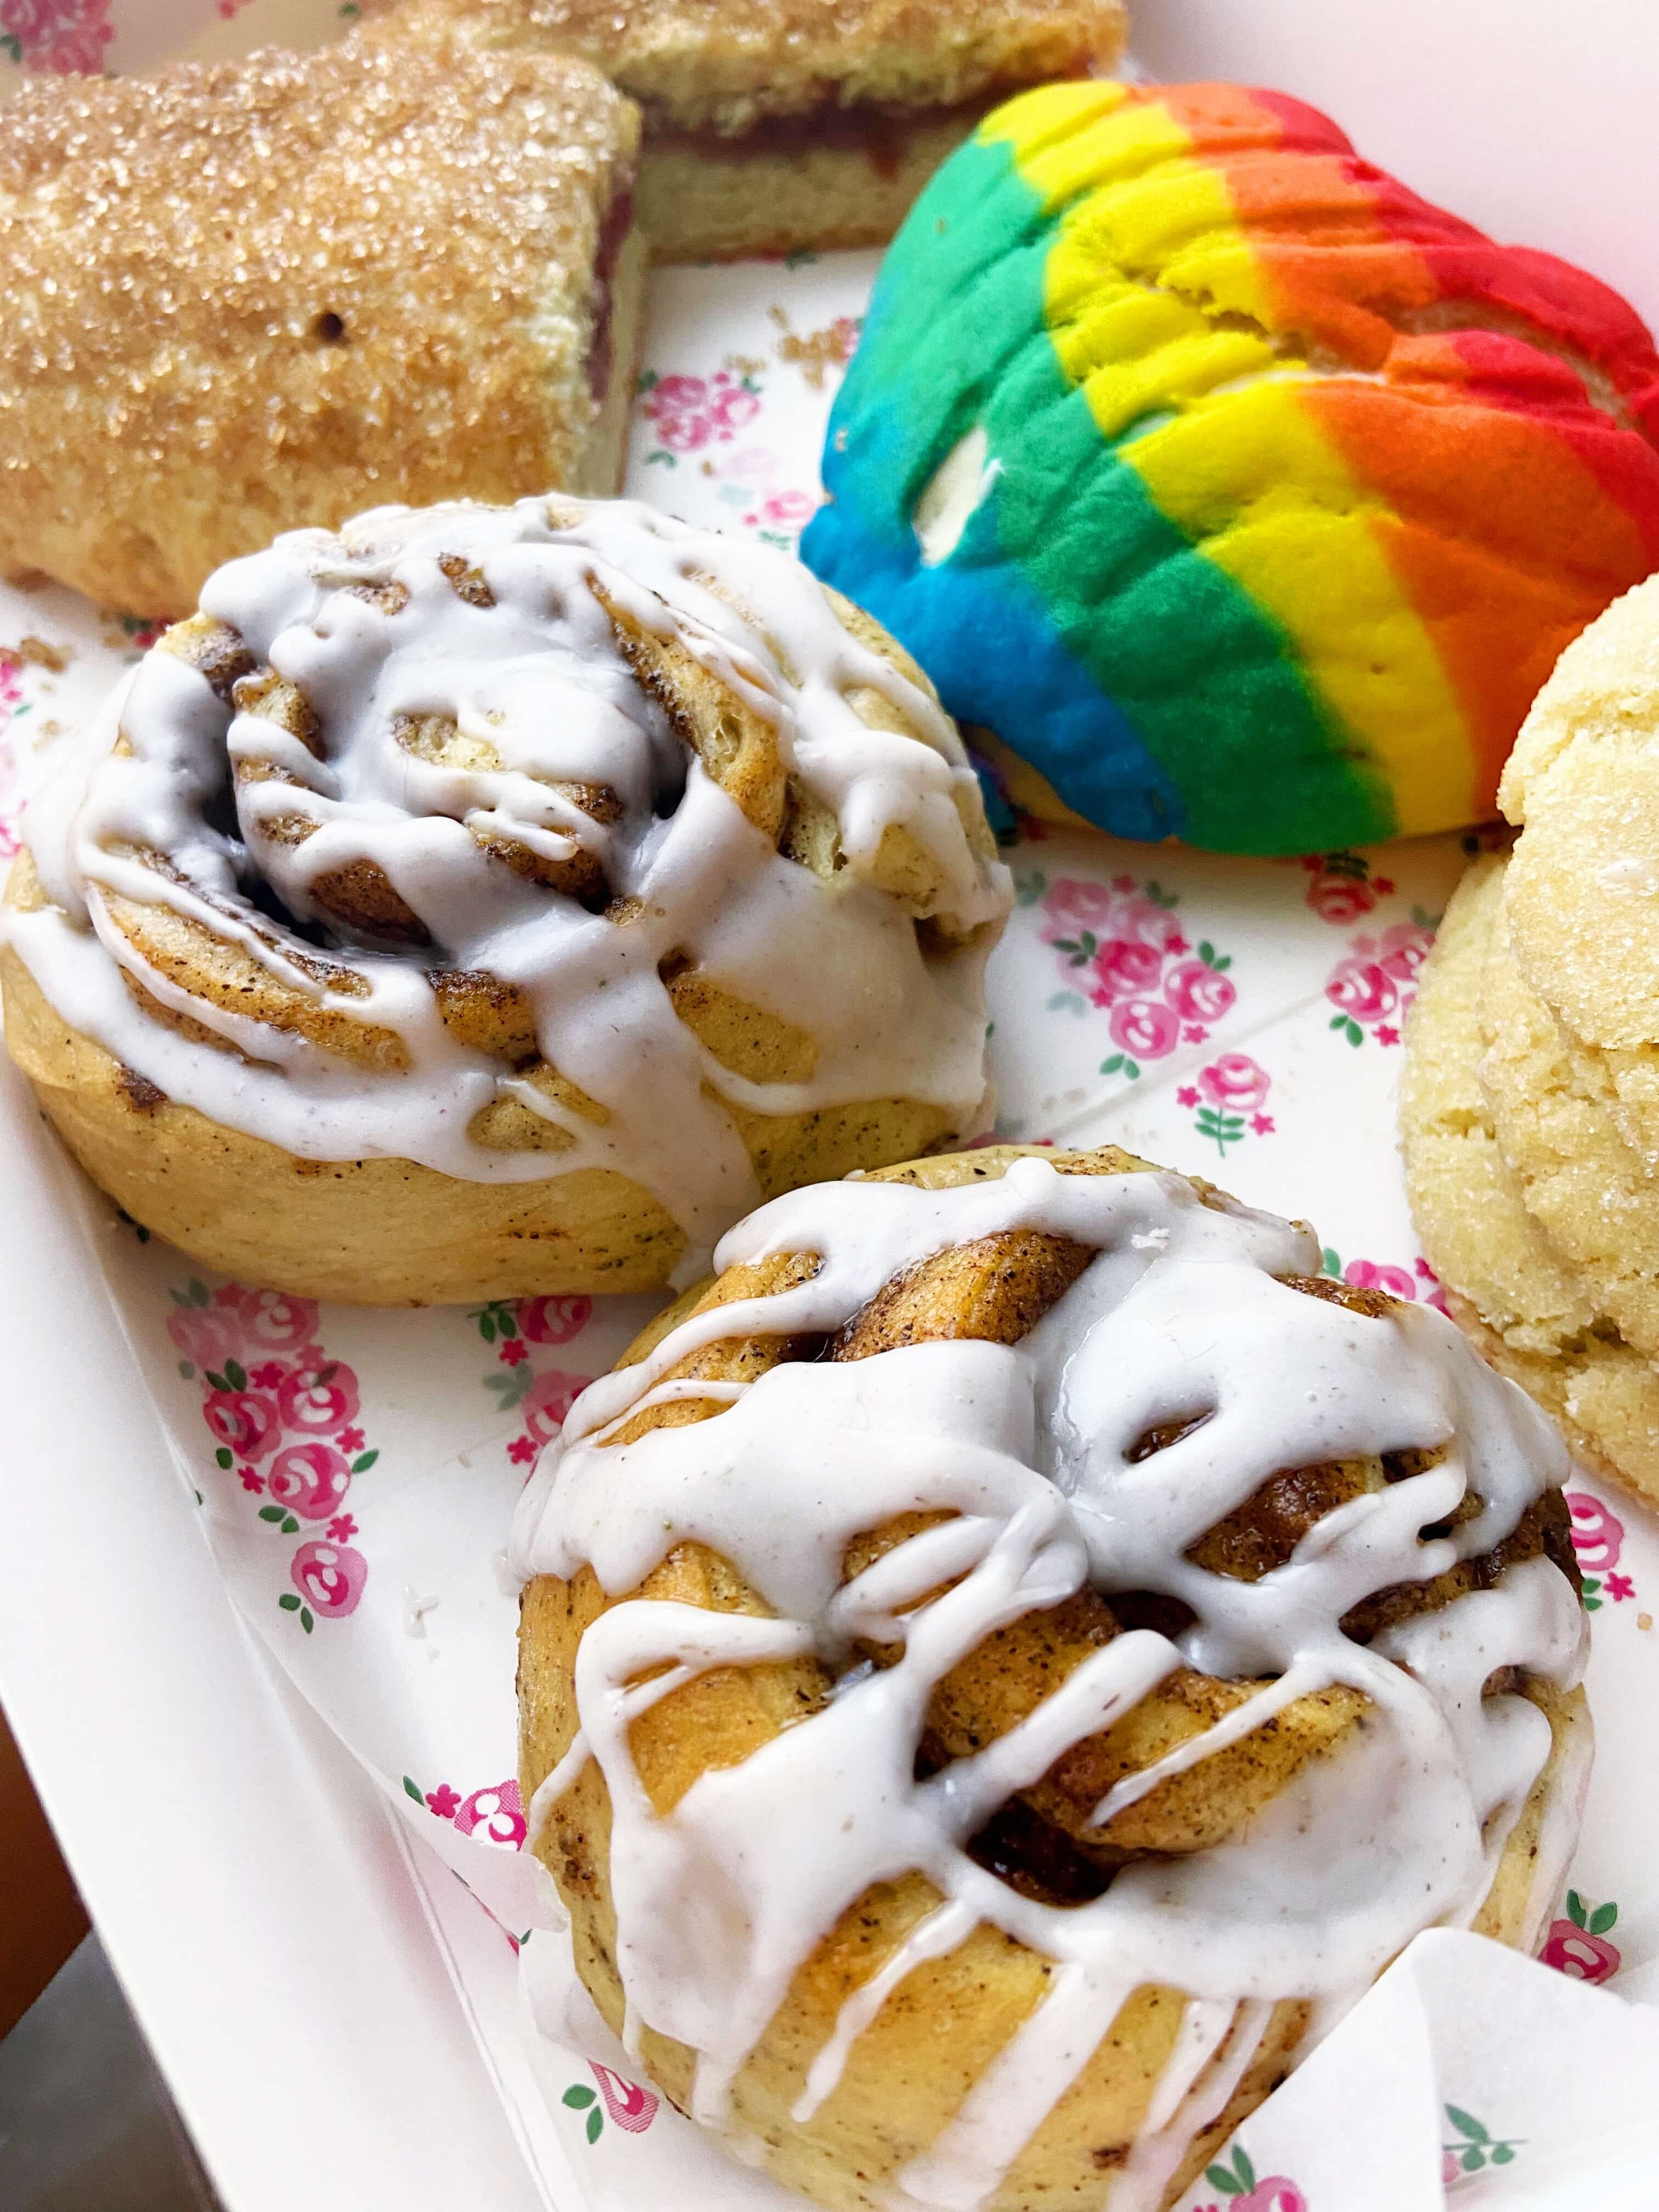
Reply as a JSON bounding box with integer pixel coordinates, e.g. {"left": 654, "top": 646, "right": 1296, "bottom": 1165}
{"left": 372, "top": 0, "right": 1127, "bottom": 136}
{"left": 1, "top": 557, "right": 989, "bottom": 1301}
{"left": 520, "top": 1144, "right": 1583, "bottom": 2209}
{"left": 0, "top": 37, "right": 642, "bottom": 617}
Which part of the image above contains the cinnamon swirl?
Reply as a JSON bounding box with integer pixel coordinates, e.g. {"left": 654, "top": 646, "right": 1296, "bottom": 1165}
{"left": 2, "top": 498, "right": 1011, "bottom": 1302}
{"left": 515, "top": 1144, "right": 1590, "bottom": 2211}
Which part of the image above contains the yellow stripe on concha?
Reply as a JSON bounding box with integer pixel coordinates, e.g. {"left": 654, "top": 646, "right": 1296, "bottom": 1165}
{"left": 980, "top": 81, "right": 1183, "bottom": 214}
{"left": 1036, "top": 116, "right": 1279, "bottom": 433}
{"left": 1124, "top": 381, "right": 1476, "bottom": 834}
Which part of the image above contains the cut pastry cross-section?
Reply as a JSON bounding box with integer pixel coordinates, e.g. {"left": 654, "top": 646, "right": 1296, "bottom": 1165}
{"left": 367, "top": 0, "right": 1128, "bottom": 262}
{"left": 1, "top": 496, "right": 1012, "bottom": 1303}
{"left": 515, "top": 1144, "right": 1590, "bottom": 2212}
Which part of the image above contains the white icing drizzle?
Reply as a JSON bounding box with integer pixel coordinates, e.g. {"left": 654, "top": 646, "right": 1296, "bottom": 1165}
{"left": 511, "top": 1160, "right": 1589, "bottom": 2208}
{"left": 8, "top": 496, "right": 1010, "bottom": 1280}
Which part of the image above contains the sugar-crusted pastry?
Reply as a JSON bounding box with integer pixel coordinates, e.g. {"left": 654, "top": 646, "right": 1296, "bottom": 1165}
{"left": 1401, "top": 860, "right": 1659, "bottom": 1506}
{"left": 1, "top": 496, "right": 1011, "bottom": 1302}
{"left": 804, "top": 80, "right": 1659, "bottom": 856}
{"left": 0, "top": 37, "right": 644, "bottom": 619}
{"left": 515, "top": 1143, "right": 1590, "bottom": 2211}
{"left": 367, "top": 0, "right": 1127, "bottom": 262}
{"left": 1403, "top": 576, "right": 1659, "bottom": 1509}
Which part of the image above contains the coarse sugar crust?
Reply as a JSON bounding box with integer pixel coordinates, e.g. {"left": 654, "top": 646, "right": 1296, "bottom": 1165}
{"left": 370, "top": 0, "right": 1128, "bottom": 136}
{"left": 1399, "top": 856, "right": 1659, "bottom": 1509}
{"left": 0, "top": 34, "right": 641, "bottom": 616}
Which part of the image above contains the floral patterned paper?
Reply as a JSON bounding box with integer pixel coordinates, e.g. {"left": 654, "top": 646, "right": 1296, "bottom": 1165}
{"left": 1, "top": 84, "right": 1657, "bottom": 2205}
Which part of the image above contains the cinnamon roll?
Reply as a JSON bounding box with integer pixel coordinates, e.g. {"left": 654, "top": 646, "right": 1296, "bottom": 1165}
{"left": 515, "top": 1144, "right": 1590, "bottom": 2211}
{"left": 1, "top": 498, "right": 1010, "bottom": 1302}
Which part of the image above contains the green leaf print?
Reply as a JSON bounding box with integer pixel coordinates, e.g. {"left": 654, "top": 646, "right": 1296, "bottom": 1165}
{"left": 563, "top": 2085, "right": 596, "bottom": 2109}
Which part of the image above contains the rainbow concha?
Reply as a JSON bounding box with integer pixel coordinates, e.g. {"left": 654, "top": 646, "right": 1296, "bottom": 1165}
{"left": 802, "top": 81, "right": 1659, "bottom": 855}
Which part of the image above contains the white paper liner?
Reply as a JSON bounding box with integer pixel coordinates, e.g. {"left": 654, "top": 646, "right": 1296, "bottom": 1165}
{"left": 1, "top": 51, "right": 1656, "bottom": 2203}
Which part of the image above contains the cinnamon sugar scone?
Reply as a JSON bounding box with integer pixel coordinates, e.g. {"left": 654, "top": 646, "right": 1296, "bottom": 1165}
{"left": 514, "top": 1143, "right": 1589, "bottom": 2211}
{"left": 369, "top": 0, "right": 1128, "bottom": 261}
{"left": 0, "top": 36, "right": 643, "bottom": 618}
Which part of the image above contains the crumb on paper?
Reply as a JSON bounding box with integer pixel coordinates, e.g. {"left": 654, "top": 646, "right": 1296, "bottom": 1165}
{"left": 1639, "top": 1612, "right": 1653, "bottom": 1632}
{"left": 403, "top": 1588, "right": 441, "bottom": 1639}
{"left": 18, "top": 634, "right": 70, "bottom": 671}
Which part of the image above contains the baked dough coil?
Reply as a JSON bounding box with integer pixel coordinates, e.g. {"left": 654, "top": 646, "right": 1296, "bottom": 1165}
{"left": 515, "top": 1145, "right": 1590, "bottom": 2212}
{"left": 1, "top": 497, "right": 1011, "bottom": 1302}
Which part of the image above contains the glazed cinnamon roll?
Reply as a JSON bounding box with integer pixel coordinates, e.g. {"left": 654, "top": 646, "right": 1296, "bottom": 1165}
{"left": 1, "top": 498, "right": 1010, "bottom": 1302}
{"left": 515, "top": 1144, "right": 1590, "bottom": 2211}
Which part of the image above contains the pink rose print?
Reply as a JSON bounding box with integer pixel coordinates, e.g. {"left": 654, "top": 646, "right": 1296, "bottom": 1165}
{"left": 1165, "top": 958, "right": 1237, "bottom": 1025}
{"left": 1539, "top": 1923, "right": 1620, "bottom": 1980}
{"left": 204, "top": 1389, "right": 281, "bottom": 1462}
{"left": 1, "top": 0, "right": 113, "bottom": 75}
{"left": 521, "top": 1368, "right": 592, "bottom": 1448}
{"left": 1109, "top": 995, "right": 1181, "bottom": 1060}
{"left": 1040, "top": 873, "right": 1238, "bottom": 1083}
{"left": 1342, "top": 1259, "right": 1419, "bottom": 1302}
{"left": 1325, "top": 917, "right": 1432, "bottom": 1047}
{"left": 228, "top": 1288, "right": 320, "bottom": 1352}
{"left": 1326, "top": 956, "right": 1396, "bottom": 1025}
{"left": 1376, "top": 918, "right": 1433, "bottom": 983}
{"left": 1322, "top": 1252, "right": 1452, "bottom": 1314}
{"left": 1090, "top": 936, "right": 1164, "bottom": 1005}
{"left": 453, "top": 1779, "right": 527, "bottom": 1850}
{"left": 1236, "top": 2185, "right": 1307, "bottom": 2212}
{"left": 167, "top": 1307, "right": 241, "bottom": 1373}
{"left": 1203, "top": 2147, "right": 1297, "bottom": 2207}
{"left": 743, "top": 489, "right": 816, "bottom": 532}
{"left": 276, "top": 1359, "right": 360, "bottom": 1435}
{"left": 1197, "top": 1054, "right": 1269, "bottom": 1114}
{"left": 1307, "top": 872, "right": 1374, "bottom": 925}
{"left": 1043, "top": 878, "right": 1116, "bottom": 928}
{"left": 517, "top": 1294, "right": 592, "bottom": 1347}
{"left": 1565, "top": 1491, "right": 1624, "bottom": 1575}
{"left": 1190, "top": 1056, "right": 1273, "bottom": 1157}
{"left": 590, "top": 2064, "right": 659, "bottom": 2134}
{"left": 1299, "top": 850, "right": 1395, "bottom": 926}
{"left": 266, "top": 1442, "right": 353, "bottom": 1522}
{"left": 290, "top": 1539, "right": 367, "bottom": 1622}
{"left": 640, "top": 369, "right": 760, "bottom": 453}
{"left": 1540, "top": 1890, "right": 1620, "bottom": 1983}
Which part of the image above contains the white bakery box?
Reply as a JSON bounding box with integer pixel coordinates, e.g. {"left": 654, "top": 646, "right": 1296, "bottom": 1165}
{"left": 7, "top": 3, "right": 1659, "bottom": 2211}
